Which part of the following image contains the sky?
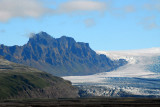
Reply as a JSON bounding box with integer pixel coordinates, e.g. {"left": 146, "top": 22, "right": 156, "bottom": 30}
{"left": 0, "top": 0, "right": 160, "bottom": 51}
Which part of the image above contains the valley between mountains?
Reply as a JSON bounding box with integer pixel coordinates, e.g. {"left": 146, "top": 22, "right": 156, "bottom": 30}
{"left": 0, "top": 32, "right": 160, "bottom": 99}
{"left": 64, "top": 48, "right": 160, "bottom": 97}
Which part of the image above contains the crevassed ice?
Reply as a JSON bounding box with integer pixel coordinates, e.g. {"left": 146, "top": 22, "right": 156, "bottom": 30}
{"left": 63, "top": 48, "right": 160, "bottom": 97}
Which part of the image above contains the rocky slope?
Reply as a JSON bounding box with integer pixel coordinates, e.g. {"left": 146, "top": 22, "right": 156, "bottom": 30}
{"left": 0, "top": 32, "right": 127, "bottom": 76}
{"left": 0, "top": 57, "right": 79, "bottom": 99}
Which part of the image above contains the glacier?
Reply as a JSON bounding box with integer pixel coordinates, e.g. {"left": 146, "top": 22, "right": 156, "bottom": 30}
{"left": 63, "top": 48, "right": 160, "bottom": 97}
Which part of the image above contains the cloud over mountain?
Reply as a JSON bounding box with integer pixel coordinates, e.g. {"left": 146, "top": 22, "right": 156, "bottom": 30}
{"left": 84, "top": 18, "right": 95, "bottom": 27}
{"left": 54, "top": 0, "right": 107, "bottom": 14}
{"left": 0, "top": 0, "right": 108, "bottom": 22}
{"left": 0, "top": 0, "right": 159, "bottom": 30}
{"left": 0, "top": 0, "right": 51, "bottom": 22}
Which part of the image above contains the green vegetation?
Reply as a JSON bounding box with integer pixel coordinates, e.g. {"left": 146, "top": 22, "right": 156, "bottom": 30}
{"left": 0, "top": 72, "right": 51, "bottom": 99}
{"left": 0, "top": 71, "right": 78, "bottom": 99}
{"left": 0, "top": 57, "right": 78, "bottom": 99}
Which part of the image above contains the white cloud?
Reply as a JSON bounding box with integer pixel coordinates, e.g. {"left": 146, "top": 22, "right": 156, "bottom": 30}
{"left": 84, "top": 18, "right": 95, "bottom": 27}
{"left": 54, "top": 0, "right": 107, "bottom": 14}
{"left": 0, "top": 0, "right": 159, "bottom": 30}
{"left": 144, "top": 16, "right": 156, "bottom": 21}
{"left": 141, "top": 1, "right": 160, "bottom": 30}
{"left": 28, "top": 33, "right": 36, "bottom": 38}
{"left": 124, "top": 5, "right": 136, "bottom": 13}
{"left": 0, "top": 29, "right": 5, "bottom": 33}
{"left": 0, "top": 0, "right": 51, "bottom": 22}
{"left": 139, "top": 16, "right": 159, "bottom": 30}
{"left": 0, "top": 0, "right": 108, "bottom": 22}
{"left": 23, "top": 32, "right": 36, "bottom": 38}
{"left": 146, "top": 22, "right": 159, "bottom": 29}
{"left": 144, "top": 3, "right": 160, "bottom": 12}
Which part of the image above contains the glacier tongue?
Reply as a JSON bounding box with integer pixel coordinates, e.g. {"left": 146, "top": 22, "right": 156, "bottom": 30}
{"left": 96, "top": 48, "right": 160, "bottom": 78}
{"left": 97, "top": 47, "right": 160, "bottom": 64}
{"left": 63, "top": 48, "right": 160, "bottom": 97}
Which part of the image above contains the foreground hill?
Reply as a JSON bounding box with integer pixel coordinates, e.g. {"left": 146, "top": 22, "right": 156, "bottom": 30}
{"left": 0, "top": 57, "right": 79, "bottom": 99}
{"left": 0, "top": 32, "right": 127, "bottom": 76}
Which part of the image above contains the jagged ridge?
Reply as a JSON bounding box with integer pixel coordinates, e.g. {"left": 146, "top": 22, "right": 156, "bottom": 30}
{"left": 0, "top": 32, "right": 127, "bottom": 76}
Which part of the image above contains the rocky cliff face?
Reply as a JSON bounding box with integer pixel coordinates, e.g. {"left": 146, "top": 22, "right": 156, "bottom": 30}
{"left": 0, "top": 32, "right": 127, "bottom": 76}
{"left": 0, "top": 57, "right": 79, "bottom": 99}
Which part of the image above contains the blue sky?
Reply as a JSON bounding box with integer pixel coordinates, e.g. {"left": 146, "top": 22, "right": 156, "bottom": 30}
{"left": 0, "top": 0, "right": 160, "bottom": 51}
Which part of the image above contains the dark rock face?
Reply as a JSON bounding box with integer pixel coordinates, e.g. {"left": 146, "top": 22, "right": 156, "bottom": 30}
{"left": 0, "top": 32, "right": 127, "bottom": 76}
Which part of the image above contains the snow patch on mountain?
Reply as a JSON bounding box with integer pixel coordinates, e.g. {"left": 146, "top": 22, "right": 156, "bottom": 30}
{"left": 97, "top": 48, "right": 160, "bottom": 64}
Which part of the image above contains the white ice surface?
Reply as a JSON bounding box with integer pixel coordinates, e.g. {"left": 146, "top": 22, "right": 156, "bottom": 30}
{"left": 63, "top": 48, "right": 160, "bottom": 84}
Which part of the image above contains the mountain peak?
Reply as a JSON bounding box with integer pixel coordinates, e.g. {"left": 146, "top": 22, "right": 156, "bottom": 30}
{"left": 29, "top": 31, "right": 53, "bottom": 39}
{"left": 28, "top": 31, "right": 54, "bottom": 45}
{"left": 0, "top": 32, "right": 127, "bottom": 76}
{"left": 58, "top": 35, "right": 76, "bottom": 43}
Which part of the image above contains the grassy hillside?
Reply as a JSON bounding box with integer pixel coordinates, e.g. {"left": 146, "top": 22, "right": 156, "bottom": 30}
{"left": 0, "top": 57, "right": 79, "bottom": 99}
{"left": 0, "top": 72, "right": 48, "bottom": 99}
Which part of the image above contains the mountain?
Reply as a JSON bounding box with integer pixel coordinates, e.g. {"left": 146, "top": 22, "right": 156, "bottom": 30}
{"left": 0, "top": 56, "right": 79, "bottom": 99}
{"left": 0, "top": 32, "right": 127, "bottom": 76}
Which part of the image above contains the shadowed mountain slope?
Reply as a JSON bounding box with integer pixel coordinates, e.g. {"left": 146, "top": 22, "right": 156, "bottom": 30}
{"left": 0, "top": 57, "right": 79, "bottom": 99}
{"left": 0, "top": 32, "right": 127, "bottom": 76}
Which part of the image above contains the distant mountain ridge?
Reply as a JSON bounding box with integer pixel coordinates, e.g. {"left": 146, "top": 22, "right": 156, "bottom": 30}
{"left": 0, "top": 32, "right": 127, "bottom": 76}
